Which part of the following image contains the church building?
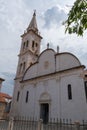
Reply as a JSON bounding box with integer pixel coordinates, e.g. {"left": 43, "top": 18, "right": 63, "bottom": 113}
{"left": 11, "top": 11, "right": 87, "bottom": 123}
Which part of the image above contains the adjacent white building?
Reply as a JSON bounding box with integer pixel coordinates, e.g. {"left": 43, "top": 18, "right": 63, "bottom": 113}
{"left": 11, "top": 11, "right": 87, "bottom": 123}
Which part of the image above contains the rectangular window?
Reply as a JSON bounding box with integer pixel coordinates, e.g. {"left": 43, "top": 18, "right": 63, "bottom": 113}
{"left": 84, "top": 81, "right": 87, "bottom": 101}
{"left": 26, "top": 91, "right": 29, "bottom": 103}
{"left": 68, "top": 84, "right": 72, "bottom": 100}
{"left": 17, "top": 91, "right": 20, "bottom": 101}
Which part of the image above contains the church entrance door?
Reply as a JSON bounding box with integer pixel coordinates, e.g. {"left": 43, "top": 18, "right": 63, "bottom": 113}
{"left": 40, "top": 103, "right": 49, "bottom": 124}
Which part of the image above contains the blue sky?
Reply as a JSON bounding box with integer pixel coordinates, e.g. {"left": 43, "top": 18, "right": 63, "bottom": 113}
{"left": 0, "top": 0, "right": 87, "bottom": 95}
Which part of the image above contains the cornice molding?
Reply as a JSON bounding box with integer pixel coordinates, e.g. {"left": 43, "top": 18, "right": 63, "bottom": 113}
{"left": 21, "top": 65, "right": 85, "bottom": 84}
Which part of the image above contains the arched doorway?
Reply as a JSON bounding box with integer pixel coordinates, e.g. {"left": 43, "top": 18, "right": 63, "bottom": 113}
{"left": 40, "top": 103, "right": 49, "bottom": 124}
{"left": 39, "top": 92, "right": 51, "bottom": 124}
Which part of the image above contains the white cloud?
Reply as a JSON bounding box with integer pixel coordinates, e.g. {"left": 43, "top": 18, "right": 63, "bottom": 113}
{"left": 53, "top": 0, "right": 76, "bottom": 6}
{"left": 42, "top": 6, "right": 67, "bottom": 28}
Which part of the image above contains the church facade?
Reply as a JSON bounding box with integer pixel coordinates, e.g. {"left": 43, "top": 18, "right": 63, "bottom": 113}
{"left": 11, "top": 12, "right": 87, "bottom": 123}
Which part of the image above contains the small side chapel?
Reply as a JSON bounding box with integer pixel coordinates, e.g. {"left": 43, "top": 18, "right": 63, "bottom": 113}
{"left": 11, "top": 11, "right": 87, "bottom": 123}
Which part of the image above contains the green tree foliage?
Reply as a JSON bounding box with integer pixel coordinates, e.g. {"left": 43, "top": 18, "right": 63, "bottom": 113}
{"left": 64, "top": 0, "right": 87, "bottom": 36}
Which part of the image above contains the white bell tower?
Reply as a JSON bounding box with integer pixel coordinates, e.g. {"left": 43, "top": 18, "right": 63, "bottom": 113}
{"left": 16, "top": 11, "right": 42, "bottom": 79}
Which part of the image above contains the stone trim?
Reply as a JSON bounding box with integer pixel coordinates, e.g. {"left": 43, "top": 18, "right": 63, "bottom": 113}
{"left": 21, "top": 29, "right": 43, "bottom": 39}
{"left": 21, "top": 65, "right": 85, "bottom": 83}
{"left": 55, "top": 52, "right": 81, "bottom": 65}
{"left": 39, "top": 100, "right": 51, "bottom": 104}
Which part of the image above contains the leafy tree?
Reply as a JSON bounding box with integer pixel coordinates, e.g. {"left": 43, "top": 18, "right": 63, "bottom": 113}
{"left": 64, "top": 0, "right": 87, "bottom": 36}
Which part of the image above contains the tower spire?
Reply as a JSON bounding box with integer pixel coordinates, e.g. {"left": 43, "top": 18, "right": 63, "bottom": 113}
{"left": 27, "top": 10, "right": 38, "bottom": 33}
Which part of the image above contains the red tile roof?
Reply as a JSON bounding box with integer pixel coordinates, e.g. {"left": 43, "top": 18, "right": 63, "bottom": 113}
{"left": 0, "top": 92, "right": 12, "bottom": 103}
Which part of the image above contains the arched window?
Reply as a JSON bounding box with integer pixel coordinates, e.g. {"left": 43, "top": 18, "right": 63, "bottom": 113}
{"left": 25, "top": 91, "right": 29, "bottom": 103}
{"left": 36, "top": 43, "right": 38, "bottom": 47}
{"left": 26, "top": 40, "right": 29, "bottom": 47}
{"left": 84, "top": 81, "right": 87, "bottom": 101}
{"left": 17, "top": 91, "right": 20, "bottom": 101}
{"left": 32, "top": 41, "right": 35, "bottom": 50}
{"left": 23, "top": 42, "right": 25, "bottom": 50}
{"left": 23, "top": 62, "right": 26, "bottom": 72}
{"left": 19, "top": 63, "right": 22, "bottom": 74}
{"left": 68, "top": 84, "right": 72, "bottom": 100}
